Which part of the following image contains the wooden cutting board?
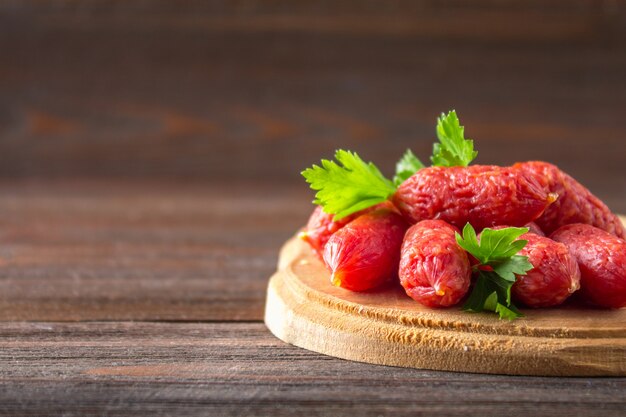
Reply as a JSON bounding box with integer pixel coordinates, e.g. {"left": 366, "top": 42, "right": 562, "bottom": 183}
{"left": 265, "top": 217, "right": 626, "bottom": 376}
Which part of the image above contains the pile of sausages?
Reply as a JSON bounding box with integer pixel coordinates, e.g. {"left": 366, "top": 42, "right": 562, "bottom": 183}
{"left": 300, "top": 162, "right": 626, "bottom": 309}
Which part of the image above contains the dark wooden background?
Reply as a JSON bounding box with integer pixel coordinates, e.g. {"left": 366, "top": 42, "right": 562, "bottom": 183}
{"left": 2, "top": 1, "right": 626, "bottom": 195}
{"left": 1, "top": 1, "right": 625, "bottom": 416}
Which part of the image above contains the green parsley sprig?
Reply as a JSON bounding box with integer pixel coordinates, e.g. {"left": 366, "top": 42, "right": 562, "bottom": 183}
{"left": 393, "top": 149, "right": 425, "bottom": 186}
{"left": 302, "top": 110, "right": 476, "bottom": 218}
{"left": 455, "top": 224, "right": 533, "bottom": 320}
{"left": 432, "top": 110, "right": 477, "bottom": 167}
{"left": 301, "top": 150, "right": 396, "bottom": 220}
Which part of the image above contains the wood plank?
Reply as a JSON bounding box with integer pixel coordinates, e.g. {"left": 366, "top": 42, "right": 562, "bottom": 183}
{"left": 0, "top": 321, "right": 624, "bottom": 416}
{"left": 0, "top": 181, "right": 312, "bottom": 321}
{"left": 3, "top": 1, "right": 625, "bottom": 41}
{"left": 0, "top": 1, "right": 625, "bottom": 203}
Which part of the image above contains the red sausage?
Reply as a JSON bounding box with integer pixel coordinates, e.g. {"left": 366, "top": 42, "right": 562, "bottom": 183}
{"left": 512, "top": 232, "right": 580, "bottom": 308}
{"left": 551, "top": 224, "right": 626, "bottom": 308}
{"left": 399, "top": 220, "right": 471, "bottom": 307}
{"left": 299, "top": 206, "right": 360, "bottom": 259}
{"left": 323, "top": 208, "right": 408, "bottom": 292}
{"left": 393, "top": 165, "right": 555, "bottom": 230}
{"left": 300, "top": 202, "right": 396, "bottom": 258}
{"left": 515, "top": 161, "right": 626, "bottom": 239}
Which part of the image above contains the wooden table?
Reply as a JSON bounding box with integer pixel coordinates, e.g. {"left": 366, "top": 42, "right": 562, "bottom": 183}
{"left": 0, "top": 180, "right": 624, "bottom": 416}
{"left": 1, "top": 1, "right": 626, "bottom": 415}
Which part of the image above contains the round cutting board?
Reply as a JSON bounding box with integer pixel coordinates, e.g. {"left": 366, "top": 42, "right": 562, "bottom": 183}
{"left": 264, "top": 217, "right": 626, "bottom": 376}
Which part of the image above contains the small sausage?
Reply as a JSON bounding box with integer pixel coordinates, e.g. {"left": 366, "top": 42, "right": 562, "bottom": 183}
{"left": 399, "top": 220, "right": 471, "bottom": 307}
{"left": 551, "top": 224, "right": 626, "bottom": 308}
{"left": 515, "top": 161, "right": 626, "bottom": 239}
{"left": 512, "top": 232, "right": 580, "bottom": 308}
{"left": 324, "top": 208, "right": 408, "bottom": 292}
{"left": 300, "top": 202, "right": 396, "bottom": 258}
{"left": 393, "top": 165, "right": 555, "bottom": 230}
{"left": 299, "top": 206, "right": 360, "bottom": 259}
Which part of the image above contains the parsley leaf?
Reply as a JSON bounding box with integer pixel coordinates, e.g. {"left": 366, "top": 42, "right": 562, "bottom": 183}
{"left": 431, "top": 110, "right": 478, "bottom": 167}
{"left": 495, "top": 302, "right": 523, "bottom": 321}
{"left": 463, "top": 271, "right": 523, "bottom": 320}
{"left": 301, "top": 150, "right": 396, "bottom": 220}
{"left": 492, "top": 256, "right": 534, "bottom": 282}
{"left": 456, "top": 223, "right": 533, "bottom": 320}
{"left": 463, "top": 273, "right": 493, "bottom": 313}
{"left": 456, "top": 224, "right": 529, "bottom": 265}
{"left": 393, "top": 149, "right": 425, "bottom": 186}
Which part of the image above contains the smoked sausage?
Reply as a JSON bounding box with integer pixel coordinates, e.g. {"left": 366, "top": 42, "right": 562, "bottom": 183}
{"left": 399, "top": 220, "right": 471, "bottom": 307}
{"left": 515, "top": 161, "right": 626, "bottom": 238}
{"left": 551, "top": 223, "right": 626, "bottom": 308}
{"left": 393, "top": 165, "right": 555, "bottom": 230}
{"left": 512, "top": 232, "right": 580, "bottom": 308}
{"left": 324, "top": 208, "right": 408, "bottom": 291}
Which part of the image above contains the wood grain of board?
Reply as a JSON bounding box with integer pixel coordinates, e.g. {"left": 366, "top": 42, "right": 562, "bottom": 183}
{"left": 1, "top": 321, "right": 625, "bottom": 417}
{"left": 265, "top": 219, "right": 626, "bottom": 376}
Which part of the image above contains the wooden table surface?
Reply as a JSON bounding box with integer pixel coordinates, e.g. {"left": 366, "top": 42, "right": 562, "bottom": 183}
{"left": 0, "top": 180, "right": 624, "bottom": 416}
{"left": 1, "top": 1, "right": 626, "bottom": 416}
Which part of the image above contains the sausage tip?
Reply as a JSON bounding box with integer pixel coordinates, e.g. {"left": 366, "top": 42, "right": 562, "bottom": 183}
{"left": 547, "top": 192, "right": 559, "bottom": 204}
